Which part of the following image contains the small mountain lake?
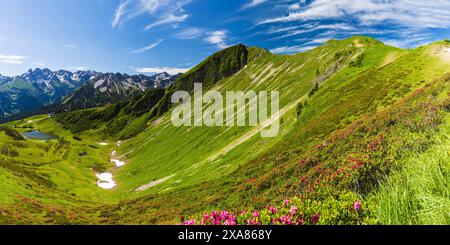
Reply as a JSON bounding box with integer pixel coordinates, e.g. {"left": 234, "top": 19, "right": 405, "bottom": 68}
{"left": 23, "top": 131, "right": 58, "bottom": 140}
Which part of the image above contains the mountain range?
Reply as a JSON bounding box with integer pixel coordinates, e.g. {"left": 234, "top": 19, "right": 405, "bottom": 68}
{"left": 0, "top": 68, "right": 179, "bottom": 120}
{"left": 57, "top": 72, "right": 179, "bottom": 113}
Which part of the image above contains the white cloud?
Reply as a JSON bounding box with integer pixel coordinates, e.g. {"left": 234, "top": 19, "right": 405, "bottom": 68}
{"left": 205, "top": 30, "right": 229, "bottom": 49}
{"left": 135, "top": 66, "right": 190, "bottom": 75}
{"left": 255, "top": 0, "right": 450, "bottom": 49}
{"left": 272, "top": 23, "right": 355, "bottom": 40}
{"left": 270, "top": 45, "right": 318, "bottom": 54}
{"left": 140, "top": 0, "right": 171, "bottom": 13}
{"left": 174, "top": 27, "right": 204, "bottom": 40}
{"left": 267, "top": 26, "right": 299, "bottom": 34}
{"left": 382, "top": 32, "right": 436, "bottom": 48}
{"left": 308, "top": 38, "right": 331, "bottom": 44}
{"left": 242, "top": 0, "right": 267, "bottom": 9}
{"left": 112, "top": 0, "right": 191, "bottom": 30}
{"left": 260, "top": 0, "right": 450, "bottom": 29}
{"left": 0, "top": 54, "right": 27, "bottom": 65}
{"left": 130, "top": 39, "right": 164, "bottom": 54}
{"left": 288, "top": 3, "right": 301, "bottom": 11}
{"left": 112, "top": 0, "right": 130, "bottom": 28}
{"left": 144, "top": 14, "right": 189, "bottom": 30}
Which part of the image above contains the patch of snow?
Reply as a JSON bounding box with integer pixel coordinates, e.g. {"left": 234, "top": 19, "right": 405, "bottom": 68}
{"left": 111, "top": 159, "right": 125, "bottom": 167}
{"left": 95, "top": 143, "right": 129, "bottom": 190}
{"left": 96, "top": 173, "right": 116, "bottom": 189}
{"left": 27, "top": 120, "right": 33, "bottom": 123}
{"left": 94, "top": 79, "right": 105, "bottom": 88}
{"left": 44, "top": 80, "right": 51, "bottom": 88}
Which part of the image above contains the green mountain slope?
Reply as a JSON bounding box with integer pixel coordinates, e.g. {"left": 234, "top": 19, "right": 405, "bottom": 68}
{"left": 0, "top": 37, "right": 449, "bottom": 224}
{"left": 0, "top": 77, "right": 42, "bottom": 118}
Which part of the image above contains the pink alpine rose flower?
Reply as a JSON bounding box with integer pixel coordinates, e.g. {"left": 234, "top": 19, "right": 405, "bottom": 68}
{"left": 220, "top": 210, "right": 229, "bottom": 220}
{"left": 247, "top": 219, "right": 258, "bottom": 225}
{"left": 201, "top": 213, "right": 211, "bottom": 224}
{"left": 353, "top": 201, "right": 362, "bottom": 211}
{"left": 268, "top": 206, "right": 278, "bottom": 214}
{"left": 312, "top": 214, "right": 320, "bottom": 224}
{"left": 289, "top": 206, "right": 298, "bottom": 216}
{"left": 183, "top": 219, "right": 196, "bottom": 225}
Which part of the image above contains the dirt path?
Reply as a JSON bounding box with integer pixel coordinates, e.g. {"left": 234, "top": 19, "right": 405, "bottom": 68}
{"left": 441, "top": 46, "right": 450, "bottom": 63}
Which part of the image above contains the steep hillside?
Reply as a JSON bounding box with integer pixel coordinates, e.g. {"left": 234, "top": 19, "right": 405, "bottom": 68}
{"left": 148, "top": 43, "right": 250, "bottom": 118}
{"left": 0, "top": 76, "right": 42, "bottom": 117}
{"left": 0, "top": 37, "right": 449, "bottom": 225}
{"left": 54, "top": 44, "right": 251, "bottom": 139}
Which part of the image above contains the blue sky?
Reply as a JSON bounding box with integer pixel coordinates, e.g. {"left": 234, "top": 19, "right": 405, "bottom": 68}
{"left": 1, "top": 0, "right": 449, "bottom": 76}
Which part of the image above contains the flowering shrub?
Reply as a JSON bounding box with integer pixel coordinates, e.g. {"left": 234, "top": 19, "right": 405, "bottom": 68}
{"left": 181, "top": 193, "right": 373, "bottom": 225}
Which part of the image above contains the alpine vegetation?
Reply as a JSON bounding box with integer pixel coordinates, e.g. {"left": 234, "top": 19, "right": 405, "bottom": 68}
{"left": 171, "top": 83, "right": 280, "bottom": 137}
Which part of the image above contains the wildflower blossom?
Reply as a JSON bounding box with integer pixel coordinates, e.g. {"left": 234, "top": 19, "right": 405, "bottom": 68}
{"left": 268, "top": 206, "right": 277, "bottom": 214}
{"left": 220, "top": 210, "right": 229, "bottom": 220}
{"left": 183, "top": 219, "right": 196, "bottom": 225}
{"left": 279, "top": 215, "right": 293, "bottom": 225}
{"left": 312, "top": 214, "right": 320, "bottom": 224}
{"left": 247, "top": 219, "right": 258, "bottom": 225}
{"left": 201, "top": 213, "right": 211, "bottom": 224}
{"left": 289, "top": 206, "right": 298, "bottom": 216}
{"left": 224, "top": 214, "right": 237, "bottom": 225}
{"left": 224, "top": 219, "right": 236, "bottom": 225}
{"left": 353, "top": 201, "right": 362, "bottom": 211}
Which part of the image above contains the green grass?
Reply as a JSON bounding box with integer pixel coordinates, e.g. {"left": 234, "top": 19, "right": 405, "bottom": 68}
{"left": 375, "top": 115, "right": 450, "bottom": 224}
{"left": 0, "top": 115, "right": 120, "bottom": 207}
